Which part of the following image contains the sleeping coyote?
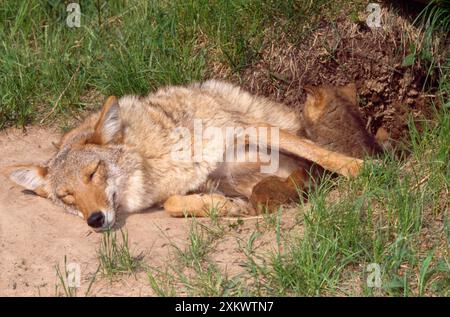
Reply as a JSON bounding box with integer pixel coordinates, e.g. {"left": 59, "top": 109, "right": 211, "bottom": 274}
{"left": 9, "top": 80, "right": 381, "bottom": 231}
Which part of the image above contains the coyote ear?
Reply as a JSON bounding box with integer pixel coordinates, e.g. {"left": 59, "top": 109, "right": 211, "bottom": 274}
{"left": 9, "top": 165, "right": 49, "bottom": 198}
{"left": 303, "top": 86, "right": 325, "bottom": 106}
{"left": 303, "top": 85, "right": 327, "bottom": 122}
{"left": 340, "top": 83, "right": 358, "bottom": 105}
{"left": 90, "top": 96, "right": 122, "bottom": 145}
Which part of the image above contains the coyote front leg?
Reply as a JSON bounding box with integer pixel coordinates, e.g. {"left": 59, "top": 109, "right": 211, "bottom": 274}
{"left": 277, "top": 130, "right": 363, "bottom": 178}
{"left": 164, "top": 194, "right": 253, "bottom": 217}
{"left": 251, "top": 127, "right": 363, "bottom": 178}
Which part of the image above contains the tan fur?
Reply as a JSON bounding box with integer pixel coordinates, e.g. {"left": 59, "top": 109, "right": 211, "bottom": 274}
{"left": 9, "top": 80, "right": 374, "bottom": 230}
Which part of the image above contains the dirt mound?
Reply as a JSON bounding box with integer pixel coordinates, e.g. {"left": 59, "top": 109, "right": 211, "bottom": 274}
{"left": 233, "top": 7, "right": 445, "bottom": 146}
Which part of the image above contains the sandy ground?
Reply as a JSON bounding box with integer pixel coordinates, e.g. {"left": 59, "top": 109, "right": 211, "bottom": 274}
{"left": 0, "top": 127, "right": 196, "bottom": 296}
{"left": 0, "top": 126, "right": 289, "bottom": 296}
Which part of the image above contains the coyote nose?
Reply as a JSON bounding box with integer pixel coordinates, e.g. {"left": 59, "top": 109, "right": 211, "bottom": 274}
{"left": 87, "top": 211, "right": 104, "bottom": 228}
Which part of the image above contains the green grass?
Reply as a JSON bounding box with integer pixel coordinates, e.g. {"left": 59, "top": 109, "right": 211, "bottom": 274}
{"left": 148, "top": 218, "right": 246, "bottom": 296}
{"left": 54, "top": 255, "right": 97, "bottom": 297}
{"left": 54, "top": 256, "right": 78, "bottom": 297}
{"left": 0, "top": 0, "right": 349, "bottom": 128}
{"left": 176, "top": 219, "right": 221, "bottom": 267}
{"left": 409, "top": 0, "right": 450, "bottom": 90}
{"left": 98, "top": 229, "right": 142, "bottom": 279}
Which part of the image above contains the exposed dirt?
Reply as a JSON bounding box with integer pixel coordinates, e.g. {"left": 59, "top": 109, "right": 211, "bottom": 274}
{"left": 0, "top": 127, "right": 184, "bottom": 296}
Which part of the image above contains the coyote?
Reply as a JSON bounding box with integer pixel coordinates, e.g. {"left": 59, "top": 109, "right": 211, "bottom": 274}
{"left": 9, "top": 80, "right": 380, "bottom": 231}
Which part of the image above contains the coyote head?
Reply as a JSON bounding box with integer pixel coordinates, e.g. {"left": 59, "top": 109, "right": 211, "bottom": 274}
{"left": 9, "top": 97, "right": 129, "bottom": 231}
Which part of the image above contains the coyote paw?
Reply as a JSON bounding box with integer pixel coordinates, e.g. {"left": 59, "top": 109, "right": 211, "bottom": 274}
{"left": 341, "top": 158, "right": 364, "bottom": 178}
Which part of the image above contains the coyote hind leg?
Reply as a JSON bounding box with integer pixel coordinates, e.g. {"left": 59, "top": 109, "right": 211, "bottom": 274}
{"left": 250, "top": 168, "right": 310, "bottom": 213}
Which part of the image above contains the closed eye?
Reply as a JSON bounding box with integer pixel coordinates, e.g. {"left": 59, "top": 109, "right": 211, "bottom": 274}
{"left": 88, "top": 162, "right": 101, "bottom": 182}
{"left": 61, "top": 194, "right": 75, "bottom": 205}
{"left": 89, "top": 169, "right": 97, "bottom": 182}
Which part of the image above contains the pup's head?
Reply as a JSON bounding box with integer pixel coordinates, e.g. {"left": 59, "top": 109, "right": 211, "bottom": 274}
{"left": 303, "top": 83, "right": 358, "bottom": 123}
{"left": 303, "top": 83, "right": 383, "bottom": 158}
{"left": 9, "top": 97, "right": 123, "bottom": 231}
